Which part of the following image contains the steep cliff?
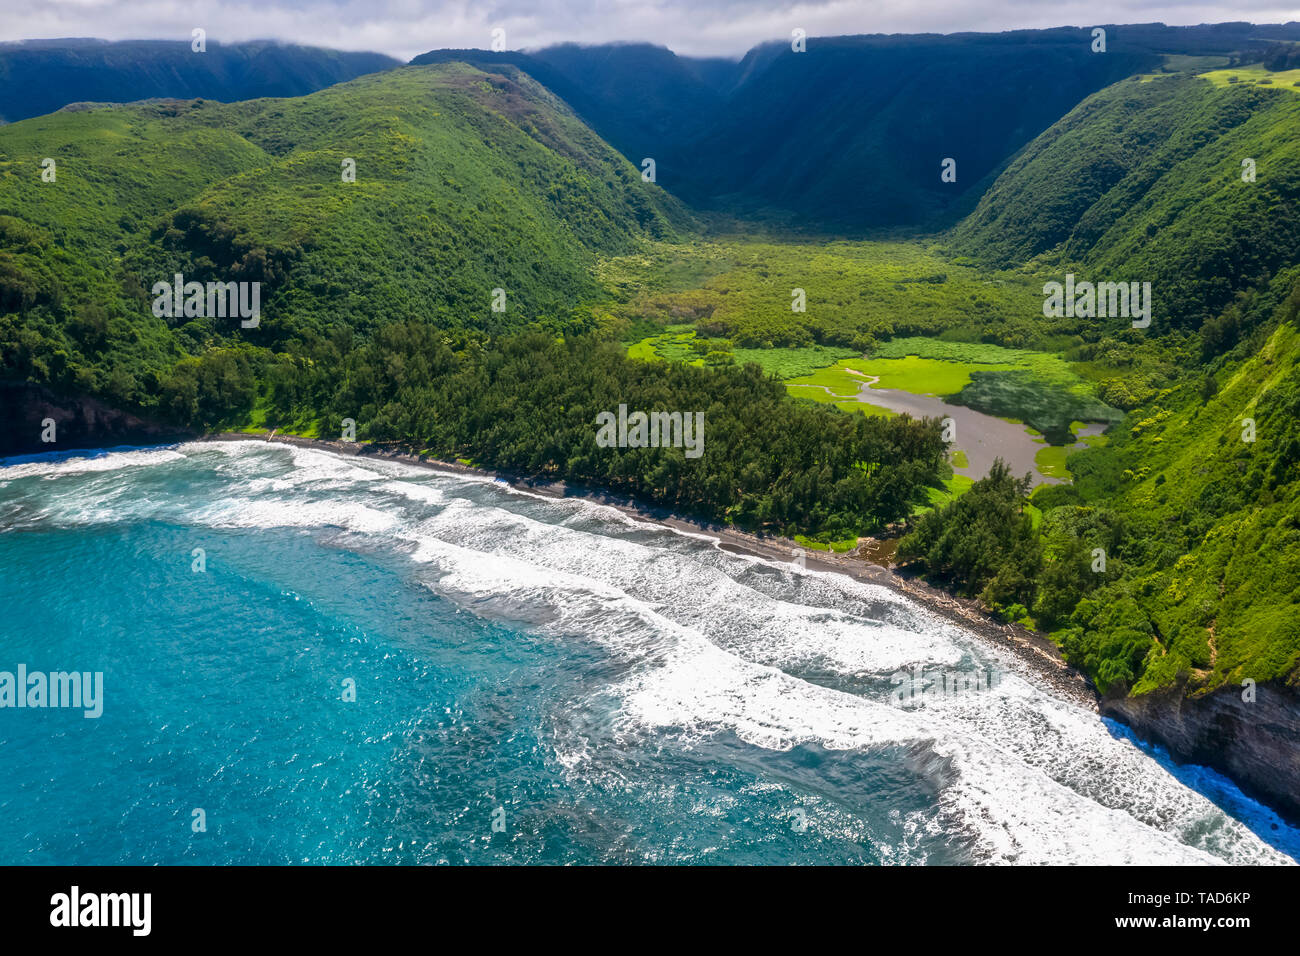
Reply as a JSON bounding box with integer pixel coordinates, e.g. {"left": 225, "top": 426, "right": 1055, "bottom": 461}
{"left": 1102, "top": 680, "right": 1300, "bottom": 820}
{"left": 0, "top": 381, "right": 189, "bottom": 456}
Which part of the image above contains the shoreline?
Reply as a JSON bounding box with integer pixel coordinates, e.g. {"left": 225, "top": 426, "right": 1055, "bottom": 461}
{"left": 16, "top": 428, "right": 1300, "bottom": 823}
{"left": 208, "top": 429, "right": 1099, "bottom": 710}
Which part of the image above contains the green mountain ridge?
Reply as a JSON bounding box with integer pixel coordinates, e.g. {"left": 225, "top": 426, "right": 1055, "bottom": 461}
{"left": 951, "top": 74, "right": 1300, "bottom": 334}
{"left": 411, "top": 24, "right": 1300, "bottom": 230}
{"left": 0, "top": 38, "right": 401, "bottom": 124}
{"left": 916, "top": 68, "right": 1300, "bottom": 700}
{"left": 0, "top": 63, "right": 689, "bottom": 410}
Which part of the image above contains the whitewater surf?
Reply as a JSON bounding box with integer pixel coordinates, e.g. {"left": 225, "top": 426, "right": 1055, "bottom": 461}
{"left": 0, "top": 440, "right": 1295, "bottom": 865}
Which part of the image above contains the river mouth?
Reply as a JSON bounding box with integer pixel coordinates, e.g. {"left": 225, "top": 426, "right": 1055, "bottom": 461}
{"left": 852, "top": 376, "right": 1063, "bottom": 485}
{"left": 857, "top": 535, "right": 901, "bottom": 567}
{"left": 791, "top": 368, "right": 1099, "bottom": 487}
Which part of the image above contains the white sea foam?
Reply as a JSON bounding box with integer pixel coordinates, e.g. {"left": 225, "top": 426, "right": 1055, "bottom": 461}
{"left": 10, "top": 439, "right": 1292, "bottom": 865}
{"left": 0, "top": 447, "right": 186, "bottom": 480}
{"left": 192, "top": 496, "right": 401, "bottom": 535}
{"left": 383, "top": 514, "right": 1239, "bottom": 864}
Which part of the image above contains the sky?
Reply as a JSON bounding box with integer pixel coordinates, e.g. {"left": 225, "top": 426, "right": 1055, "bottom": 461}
{"left": 3, "top": 0, "right": 1300, "bottom": 60}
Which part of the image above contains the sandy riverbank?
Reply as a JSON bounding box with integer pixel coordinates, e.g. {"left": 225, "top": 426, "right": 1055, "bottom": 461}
{"left": 209, "top": 430, "right": 1099, "bottom": 709}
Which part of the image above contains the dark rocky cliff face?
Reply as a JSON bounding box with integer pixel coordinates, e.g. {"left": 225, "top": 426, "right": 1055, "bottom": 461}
{"left": 0, "top": 381, "right": 191, "bottom": 456}
{"left": 1102, "top": 680, "right": 1300, "bottom": 821}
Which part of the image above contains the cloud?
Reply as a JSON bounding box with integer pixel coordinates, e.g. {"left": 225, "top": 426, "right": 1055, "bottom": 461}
{"left": 3, "top": 0, "right": 1299, "bottom": 60}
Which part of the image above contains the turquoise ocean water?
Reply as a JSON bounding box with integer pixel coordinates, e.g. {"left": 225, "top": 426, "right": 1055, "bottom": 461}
{"left": 0, "top": 440, "right": 1295, "bottom": 864}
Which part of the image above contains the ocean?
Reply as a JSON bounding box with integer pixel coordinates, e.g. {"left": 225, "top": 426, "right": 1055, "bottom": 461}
{"left": 0, "top": 440, "right": 1295, "bottom": 865}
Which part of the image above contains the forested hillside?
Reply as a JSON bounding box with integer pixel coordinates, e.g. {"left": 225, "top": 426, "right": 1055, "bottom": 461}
{"left": 950, "top": 74, "right": 1300, "bottom": 334}
{"left": 0, "top": 59, "right": 946, "bottom": 536}
{"left": 901, "top": 289, "right": 1300, "bottom": 694}
{"left": 908, "top": 69, "right": 1300, "bottom": 699}
{"left": 0, "top": 39, "right": 399, "bottom": 123}
{"left": 412, "top": 24, "right": 1300, "bottom": 230}
{"left": 0, "top": 63, "right": 688, "bottom": 412}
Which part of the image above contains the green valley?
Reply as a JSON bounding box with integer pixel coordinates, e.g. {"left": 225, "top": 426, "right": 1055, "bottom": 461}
{"left": 2, "top": 32, "right": 1299, "bottom": 819}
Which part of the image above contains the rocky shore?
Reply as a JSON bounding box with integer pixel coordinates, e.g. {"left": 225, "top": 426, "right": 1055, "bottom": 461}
{"left": 209, "top": 431, "right": 1300, "bottom": 822}
{"left": 6, "top": 404, "right": 1294, "bottom": 822}
{"left": 1102, "top": 681, "right": 1300, "bottom": 821}
{"left": 208, "top": 429, "right": 1099, "bottom": 709}
{"left": 0, "top": 382, "right": 189, "bottom": 456}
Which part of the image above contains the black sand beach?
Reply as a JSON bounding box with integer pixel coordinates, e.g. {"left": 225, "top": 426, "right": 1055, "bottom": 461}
{"left": 210, "top": 430, "right": 1099, "bottom": 710}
